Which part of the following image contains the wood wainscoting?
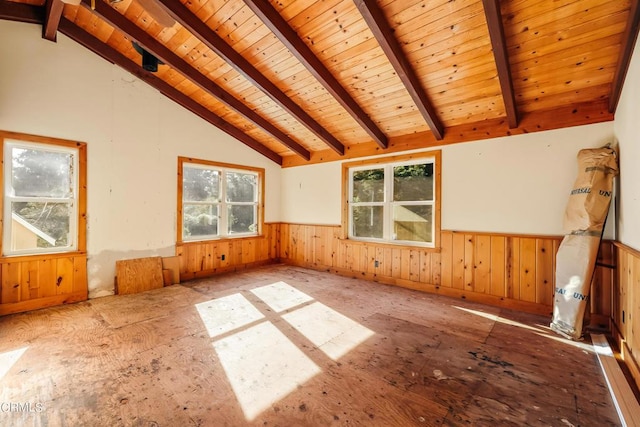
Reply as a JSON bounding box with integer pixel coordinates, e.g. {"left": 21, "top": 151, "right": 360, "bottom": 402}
{"left": 176, "top": 223, "right": 280, "bottom": 281}
{"left": 279, "top": 224, "right": 561, "bottom": 315}
{"left": 0, "top": 252, "right": 88, "bottom": 316}
{"left": 611, "top": 241, "right": 640, "bottom": 391}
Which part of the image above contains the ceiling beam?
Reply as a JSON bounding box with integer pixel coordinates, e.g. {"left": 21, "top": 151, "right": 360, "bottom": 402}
{"left": 0, "top": 0, "right": 44, "bottom": 24}
{"left": 353, "top": 0, "right": 444, "bottom": 140}
{"left": 80, "top": 0, "right": 309, "bottom": 161}
{"left": 609, "top": 0, "right": 640, "bottom": 113}
{"left": 242, "top": 0, "right": 388, "bottom": 149}
{"left": 482, "top": 0, "right": 518, "bottom": 128}
{"left": 156, "top": 0, "right": 345, "bottom": 155}
{"left": 43, "top": 0, "right": 64, "bottom": 41}
{"left": 57, "top": 18, "right": 282, "bottom": 164}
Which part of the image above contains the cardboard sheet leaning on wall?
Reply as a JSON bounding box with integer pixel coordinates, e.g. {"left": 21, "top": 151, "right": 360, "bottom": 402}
{"left": 551, "top": 145, "right": 618, "bottom": 340}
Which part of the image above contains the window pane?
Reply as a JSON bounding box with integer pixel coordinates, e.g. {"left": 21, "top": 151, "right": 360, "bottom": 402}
{"left": 183, "top": 204, "right": 218, "bottom": 238}
{"left": 393, "top": 163, "right": 433, "bottom": 202}
{"left": 228, "top": 205, "right": 257, "bottom": 234}
{"left": 352, "top": 169, "right": 384, "bottom": 203}
{"left": 352, "top": 206, "right": 383, "bottom": 239}
{"left": 10, "top": 202, "right": 71, "bottom": 250}
{"left": 226, "top": 172, "right": 257, "bottom": 203}
{"left": 393, "top": 205, "right": 432, "bottom": 243}
{"left": 183, "top": 167, "right": 220, "bottom": 202}
{"left": 12, "top": 148, "right": 73, "bottom": 198}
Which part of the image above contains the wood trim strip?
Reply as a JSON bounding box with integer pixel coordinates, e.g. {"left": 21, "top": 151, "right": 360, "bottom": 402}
{"left": 243, "top": 0, "right": 388, "bottom": 149}
{"left": 282, "top": 99, "right": 613, "bottom": 167}
{"left": 0, "top": 290, "right": 87, "bottom": 316}
{"left": 592, "top": 334, "right": 640, "bottom": 426}
{"left": 613, "top": 240, "right": 640, "bottom": 259}
{"left": 481, "top": 0, "right": 519, "bottom": 128}
{"left": 0, "top": 0, "right": 43, "bottom": 24}
{"left": 157, "top": 0, "right": 345, "bottom": 156}
{"left": 354, "top": 0, "right": 444, "bottom": 140}
{"left": 609, "top": 0, "right": 640, "bottom": 113}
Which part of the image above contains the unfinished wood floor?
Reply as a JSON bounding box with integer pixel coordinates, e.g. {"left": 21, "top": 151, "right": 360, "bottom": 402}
{"left": 0, "top": 264, "right": 620, "bottom": 426}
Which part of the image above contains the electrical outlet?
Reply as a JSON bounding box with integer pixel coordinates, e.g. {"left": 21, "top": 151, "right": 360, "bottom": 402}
{"left": 221, "top": 254, "right": 226, "bottom": 261}
{"left": 374, "top": 260, "right": 379, "bottom": 267}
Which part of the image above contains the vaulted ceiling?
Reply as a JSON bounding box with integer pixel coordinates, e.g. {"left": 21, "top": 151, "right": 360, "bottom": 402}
{"left": 1, "top": 0, "right": 638, "bottom": 166}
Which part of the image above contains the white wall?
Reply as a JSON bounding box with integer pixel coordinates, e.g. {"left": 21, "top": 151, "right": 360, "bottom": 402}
{"left": 0, "top": 20, "right": 281, "bottom": 297}
{"left": 614, "top": 34, "right": 640, "bottom": 251}
{"left": 282, "top": 122, "right": 616, "bottom": 237}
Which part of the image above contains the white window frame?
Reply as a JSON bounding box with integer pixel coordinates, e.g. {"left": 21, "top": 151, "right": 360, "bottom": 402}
{"left": 3, "top": 140, "right": 79, "bottom": 256}
{"left": 347, "top": 156, "right": 437, "bottom": 248}
{"left": 181, "top": 161, "right": 261, "bottom": 242}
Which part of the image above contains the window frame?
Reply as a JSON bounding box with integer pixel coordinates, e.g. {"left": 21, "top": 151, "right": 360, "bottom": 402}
{"left": 0, "top": 131, "right": 87, "bottom": 257}
{"left": 342, "top": 151, "right": 441, "bottom": 248}
{"left": 178, "top": 157, "right": 264, "bottom": 243}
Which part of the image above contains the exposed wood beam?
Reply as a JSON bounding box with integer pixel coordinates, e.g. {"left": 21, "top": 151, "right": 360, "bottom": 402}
{"left": 482, "top": 0, "right": 519, "bottom": 129}
{"left": 353, "top": 0, "right": 444, "bottom": 140}
{"left": 79, "top": 0, "right": 309, "bottom": 161}
{"left": 242, "top": 0, "right": 387, "bottom": 149}
{"left": 609, "top": 0, "right": 640, "bottom": 113}
{"left": 43, "top": 0, "right": 63, "bottom": 41}
{"left": 0, "top": 0, "right": 44, "bottom": 24}
{"left": 156, "top": 0, "right": 345, "bottom": 155}
{"left": 57, "top": 19, "right": 282, "bottom": 164}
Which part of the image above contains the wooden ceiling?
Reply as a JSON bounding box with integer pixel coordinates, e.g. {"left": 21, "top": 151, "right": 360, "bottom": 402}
{"left": 1, "top": 0, "right": 639, "bottom": 166}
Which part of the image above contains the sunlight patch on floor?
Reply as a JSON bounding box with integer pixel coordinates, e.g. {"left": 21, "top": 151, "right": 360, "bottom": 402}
{"left": 250, "top": 281, "right": 313, "bottom": 313}
{"left": 212, "top": 321, "right": 321, "bottom": 421}
{"left": 283, "top": 301, "right": 375, "bottom": 360}
{"left": 195, "top": 293, "right": 264, "bottom": 338}
{"left": 454, "top": 306, "right": 545, "bottom": 333}
{"left": 0, "top": 347, "right": 28, "bottom": 381}
{"left": 536, "top": 332, "right": 595, "bottom": 352}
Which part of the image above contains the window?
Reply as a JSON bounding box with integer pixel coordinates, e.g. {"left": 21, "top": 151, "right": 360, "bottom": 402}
{"left": 344, "top": 152, "right": 440, "bottom": 247}
{"left": 179, "top": 157, "right": 263, "bottom": 242}
{"left": 2, "top": 134, "right": 86, "bottom": 256}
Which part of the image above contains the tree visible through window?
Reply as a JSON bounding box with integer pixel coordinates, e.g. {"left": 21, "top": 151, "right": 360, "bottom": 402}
{"left": 3, "top": 139, "right": 81, "bottom": 255}
{"left": 180, "top": 158, "right": 262, "bottom": 241}
{"left": 347, "top": 155, "right": 439, "bottom": 247}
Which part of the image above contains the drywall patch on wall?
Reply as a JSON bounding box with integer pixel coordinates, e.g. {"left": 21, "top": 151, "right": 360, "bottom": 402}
{"left": 281, "top": 162, "right": 342, "bottom": 225}
{"left": 442, "top": 122, "right": 615, "bottom": 236}
{"left": 614, "top": 33, "right": 640, "bottom": 250}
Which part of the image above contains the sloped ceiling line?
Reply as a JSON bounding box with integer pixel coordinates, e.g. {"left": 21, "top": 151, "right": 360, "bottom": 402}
{"left": 242, "top": 0, "right": 388, "bottom": 149}
{"left": 353, "top": 0, "right": 445, "bottom": 140}
{"left": 79, "top": 0, "right": 311, "bottom": 160}
{"left": 156, "top": 0, "right": 346, "bottom": 155}
{"left": 609, "top": 0, "right": 640, "bottom": 113}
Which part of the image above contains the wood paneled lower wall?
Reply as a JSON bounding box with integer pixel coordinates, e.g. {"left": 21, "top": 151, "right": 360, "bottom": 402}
{"left": 611, "top": 242, "right": 640, "bottom": 391}
{"left": 279, "top": 224, "right": 563, "bottom": 315}
{"left": 0, "top": 252, "right": 88, "bottom": 316}
{"left": 176, "top": 223, "right": 280, "bottom": 281}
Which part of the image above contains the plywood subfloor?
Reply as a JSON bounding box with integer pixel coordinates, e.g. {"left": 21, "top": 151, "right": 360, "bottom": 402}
{"left": 0, "top": 264, "right": 621, "bottom": 426}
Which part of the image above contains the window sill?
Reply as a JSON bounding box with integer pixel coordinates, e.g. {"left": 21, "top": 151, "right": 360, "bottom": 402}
{"left": 337, "top": 237, "right": 441, "bottom": 253}
{"left": 0, "top": 251, "right": 87, "bottom": 263}
{"left": 177, "top": 234, "right": 263, "bottom": 246}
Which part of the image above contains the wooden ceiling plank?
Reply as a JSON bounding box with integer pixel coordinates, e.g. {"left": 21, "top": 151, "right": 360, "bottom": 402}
{"left": 78, "top": 0, "right": 310, "bottom": 160}
{"left": 243, "top": 0, "right": 388, "bottom": 149}
{"left": 0, "top": 0, "right": 44, "bottom": 24}
{"left": 57, "top": 18, "right": 282, "bottom": 165}
{"left": 609, "top": 0, "right": 640, "bottom": 113}
{"left": 353, "top": 0, "right": 445, "bottom": 140}
{"left": 43, "top": 0, "right": 63, "bottom": 41}
{"left": 157, "top": 0, "right": 346, "bottom": 155}
{"left": 482, "top": 0, "right": 519, "bottom": 129}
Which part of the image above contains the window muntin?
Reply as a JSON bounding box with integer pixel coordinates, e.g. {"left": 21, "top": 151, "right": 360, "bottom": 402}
{"left": 3, "top": 140, "right": 79, "bottom": 255}
{"left": 181, "top": 160, "right": 261, "bottom": 241}
{"left": 348, "top": 158, "right": 436, "bottom": 247}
